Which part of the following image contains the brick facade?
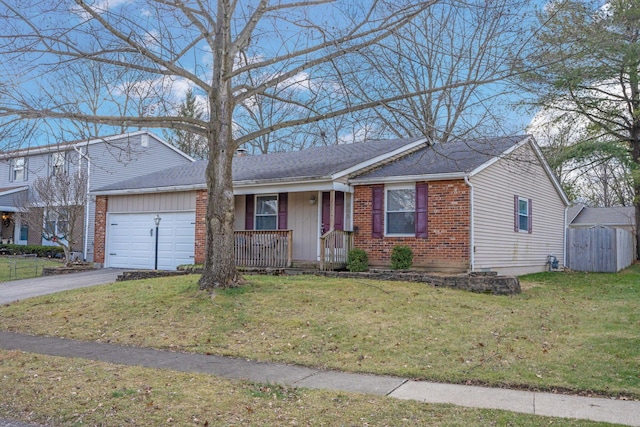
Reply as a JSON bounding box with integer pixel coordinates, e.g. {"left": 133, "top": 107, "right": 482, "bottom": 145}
{"left": 93, "top": 195, "right": 108, "bottom": 264}
{"left": 353, "top": 180, "right": 471, "bottom": 272}
{"left": 195, "top": 189, "right": 207, "bottom": 264}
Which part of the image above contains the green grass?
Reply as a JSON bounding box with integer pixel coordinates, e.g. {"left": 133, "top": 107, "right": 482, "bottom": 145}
{"left": 1, "top": 265, "right": 639, "bottom": 399}
{"left": 0, "top": 256, "right": 61, "bottom": 282}
{"left": 0, "top": 350, "right": 612, "bottom": 426}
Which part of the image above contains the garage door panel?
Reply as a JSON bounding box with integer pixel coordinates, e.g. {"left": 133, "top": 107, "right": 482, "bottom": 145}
{"left": 106, "top": 212, "right": 195, "bottom": 270}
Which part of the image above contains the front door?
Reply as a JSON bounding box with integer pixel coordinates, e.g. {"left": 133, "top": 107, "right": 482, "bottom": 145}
{"left": 321, "top": 191, "right": 344, "bottom": 234}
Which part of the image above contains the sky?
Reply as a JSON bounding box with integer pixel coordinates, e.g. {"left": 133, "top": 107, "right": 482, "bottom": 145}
{"left": 0, "top": 0, "right": 548, "bottom": 150}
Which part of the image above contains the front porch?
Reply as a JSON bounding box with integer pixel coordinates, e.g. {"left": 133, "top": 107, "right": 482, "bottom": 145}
{"left": 233, "top": 229, "right": 354, "bottom": 270}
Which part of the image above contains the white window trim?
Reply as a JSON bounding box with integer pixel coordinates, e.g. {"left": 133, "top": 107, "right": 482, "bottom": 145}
{"left": 51, "top": 152, "right": 66, "bottom": 176}
{"left": 384, "top": 184, "right": 415, "bottom": 237}
{"left": 517, "top": 196, "right": 529, "bottom": 233}
{"left": 12, "top": 157, "right": 25, "bottom": 182}
{"left": 255, "top": 194, "right": 278, "bottom": 230}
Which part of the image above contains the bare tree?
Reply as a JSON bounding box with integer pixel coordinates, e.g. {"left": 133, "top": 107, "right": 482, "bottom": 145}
{"left": 340, "top": 0, "right": 535, "bottom": 143}
{"left": 17, "top": 170, "right": 88, "bottom": 266}
{"left": 1, "top": 0, "right": 533, "bottom": 289}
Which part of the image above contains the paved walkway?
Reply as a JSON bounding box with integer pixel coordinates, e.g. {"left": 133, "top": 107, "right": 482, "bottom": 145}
{"left": 0, "top": 269, "right": 126, "bottom": 305}
{"left": 1, "top": 270, "right": 639, "bottom": 426}
{"left": 0, "top": 331, "right": 639, "bottom": 426}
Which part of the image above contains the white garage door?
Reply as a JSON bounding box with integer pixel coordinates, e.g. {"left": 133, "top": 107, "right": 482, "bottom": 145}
{"left": 106, "top": 212, "right": 195, "bottom": 270}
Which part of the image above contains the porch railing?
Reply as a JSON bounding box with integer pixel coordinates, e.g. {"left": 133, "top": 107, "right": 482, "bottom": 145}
{"left": 319, "top": 229, "right": 354, "bottom": 271}
{"left": 234, "top": 230, "right": 292, "bottom": 268}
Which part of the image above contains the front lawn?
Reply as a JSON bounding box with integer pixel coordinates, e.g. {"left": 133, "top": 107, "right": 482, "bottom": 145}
{"left": 1, "top": 265, "right": 639, "bottom": 398}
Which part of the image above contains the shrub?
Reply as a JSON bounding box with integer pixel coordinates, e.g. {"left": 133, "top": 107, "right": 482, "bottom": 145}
{"left": 391, "top": 245, "right": 413, "bottom": 270}
{"left": 0, "top": 244, "right": 65, "bottom": 258}
{"left": 346, "top": 248, "right": 369, "bottom": 272}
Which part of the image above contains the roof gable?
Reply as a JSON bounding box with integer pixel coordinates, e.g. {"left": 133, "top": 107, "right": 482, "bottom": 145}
{"left": 350, "top": 136, "right": 529, "bottom": 182}
{"left": 0, "top": 131, "right": 194, "bottom": 162}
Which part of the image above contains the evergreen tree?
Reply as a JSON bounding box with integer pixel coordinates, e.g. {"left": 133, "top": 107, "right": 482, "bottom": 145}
{"left": 164, "top": 89, "right": 208, "bottom": 159}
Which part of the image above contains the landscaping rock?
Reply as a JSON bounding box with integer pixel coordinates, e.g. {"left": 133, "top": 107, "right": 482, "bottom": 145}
{"left": 116, "top": 270, "right": 188, "bottom": 281}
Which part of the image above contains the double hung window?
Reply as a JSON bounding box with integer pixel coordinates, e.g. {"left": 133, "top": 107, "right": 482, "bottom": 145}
{"left": 386, "top": 187, "right": 416, "bottom": 235}
{"left": 255, "top": 195, "right": 278, "bottom": 230}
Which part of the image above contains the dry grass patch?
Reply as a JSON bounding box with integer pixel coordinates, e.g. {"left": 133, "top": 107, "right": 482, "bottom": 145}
{"left": 0, "top": 350, "right": 611, "bottom": 426}
{"left": 1, "top": 266, "right": 639, "bottom": 398}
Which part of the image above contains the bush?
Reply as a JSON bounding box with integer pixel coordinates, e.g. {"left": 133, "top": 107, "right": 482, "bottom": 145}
{"left": 391, "top": 245, "right": 413, "bottom": 270}
{"left": 346, "top": 248, "right": 369, "bottom": 272}
{"left": 0, "top": 244, "right": 65, "bottom": 258}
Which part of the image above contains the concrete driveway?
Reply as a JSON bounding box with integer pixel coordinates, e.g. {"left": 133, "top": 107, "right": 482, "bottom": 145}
{"left": 0, "top": 269, "right": 127, "bottom": 305}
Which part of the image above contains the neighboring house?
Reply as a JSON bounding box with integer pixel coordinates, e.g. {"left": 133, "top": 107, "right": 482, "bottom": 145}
{"left": 0, "top": 131, "right": 194, "bottom": 261}
{"left": 92, "top": 135, "right": 569, "bottom": 275}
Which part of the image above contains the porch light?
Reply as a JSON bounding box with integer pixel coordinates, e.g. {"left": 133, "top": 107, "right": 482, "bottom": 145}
{"left": 154, "top": 214, "right": 161, "bottom": 227}
{"left": 309, "top": 195, "right": 317, "bottom": 205}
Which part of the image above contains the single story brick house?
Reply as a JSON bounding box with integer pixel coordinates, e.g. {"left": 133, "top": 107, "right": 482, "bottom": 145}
{"left": 92, "top": 135, "right": 569, "bottom": 275}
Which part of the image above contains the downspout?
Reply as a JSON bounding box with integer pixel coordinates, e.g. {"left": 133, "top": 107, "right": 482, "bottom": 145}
{"left": 464, "top": 175, "right": 475, "bottom": 272}
{"left": 73, "top": 145, "right": 91, "bottom": 262}
{"left": 563, "top": 206, "right": 568, "bottom": 268}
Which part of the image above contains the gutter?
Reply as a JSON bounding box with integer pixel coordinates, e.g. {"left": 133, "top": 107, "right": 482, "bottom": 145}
{"left": 464, "top": 175, "right": 475, "bottom": 272}
{"left": 350, "top": 172, "right": 466, "bottom": 186}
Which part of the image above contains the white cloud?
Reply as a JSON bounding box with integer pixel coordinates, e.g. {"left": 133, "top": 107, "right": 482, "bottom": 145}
{"left": 71, "top": 0, "right": 130, "bottom": 20}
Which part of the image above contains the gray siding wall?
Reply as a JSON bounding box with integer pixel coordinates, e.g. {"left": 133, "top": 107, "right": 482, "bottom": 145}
{"left": 471, "top": 144, "right": 566, "bottom": 275}
{"left": 83, "top": 134, "right": 192, "bottom": 261}
{"left": 0, "top": 148, "right": 83, "bottom": 246}
{"left": 0, "top": 133, "right": 192, "bottom": 261}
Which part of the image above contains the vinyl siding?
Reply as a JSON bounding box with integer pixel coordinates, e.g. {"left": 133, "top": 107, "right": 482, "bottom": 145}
{"left": 471, "top": 144, "right": 566, "bottom": 275}
{"left": 287, "top": 191, "right": 320, "bottom": 262}
{"left": 108, "top": 192, "right": 196, "bottom": 213}
{"left": 83, "top": 134, "right": 192, "bottom": 261}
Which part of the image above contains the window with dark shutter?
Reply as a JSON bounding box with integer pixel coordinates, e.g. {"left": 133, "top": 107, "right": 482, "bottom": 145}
{"left": 514, "top": 195, "right": 532, "bottom": 234}
{"left": 371, "top": 185, "right": 384, "bottom": 238}
{"left": 245, "top": 194, "right": 254, "bottom": 230}
{"left": 277, "top": 193, "right": 288, "bottom": 230}
{"left": 415, "top": 182, "right": 428, "bottom": 238}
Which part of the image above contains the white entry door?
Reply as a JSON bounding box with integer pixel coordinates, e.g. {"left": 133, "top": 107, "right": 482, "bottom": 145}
{"left": 106, "top": 212, "right": 195, "bottom": 270}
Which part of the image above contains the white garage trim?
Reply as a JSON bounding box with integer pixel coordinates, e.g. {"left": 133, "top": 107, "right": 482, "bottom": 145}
{"left": 106, "top": 211, "right": 195, "bottom": 270}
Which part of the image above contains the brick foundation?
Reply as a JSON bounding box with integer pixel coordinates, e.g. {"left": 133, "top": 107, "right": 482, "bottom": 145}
{"left": 353, "top": 180, "right": 471, "bottom": 272}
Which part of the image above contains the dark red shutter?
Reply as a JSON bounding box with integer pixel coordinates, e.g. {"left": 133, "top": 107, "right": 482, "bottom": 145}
{"left": 245, "top": 194, "right": 254, "bottom": 230}
{"left": 371, "top": 185, "right": 384, "bottom": 238}
{"left": 514, "top": 195, "right": 519, "bottom": 232}
{"left": 415, "top": 182, "right": 428, "bottom": 238}
{"left": 278, "top": 193, "right": 288, "bottom": 229}
{"left": 335, "top": 191, "right": 344, "bottom": 231}
{"left": 528, "top": 199, "right": 533, "bottom": 234}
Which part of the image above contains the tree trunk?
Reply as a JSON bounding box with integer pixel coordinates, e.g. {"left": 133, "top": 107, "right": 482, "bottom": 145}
{"left": 198, "top": 0, "right": 241, "bottom": 290}
{"left": 198, "top": 143, "right": 241, "bottom": 289}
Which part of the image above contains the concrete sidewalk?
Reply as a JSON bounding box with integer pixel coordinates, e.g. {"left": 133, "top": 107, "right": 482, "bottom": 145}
{"left": 1, "top": 331, "right": 638, "bottom": 426}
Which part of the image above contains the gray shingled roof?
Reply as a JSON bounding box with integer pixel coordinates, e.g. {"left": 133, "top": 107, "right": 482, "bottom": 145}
{"left": 352, "top": 135, "right": 529, "bottom": 180}
{"left": 93, "top": 137, "right": 423, "bottom": 192}
{"left": 570, "top": 206, "right": 636, "bottom": 226}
